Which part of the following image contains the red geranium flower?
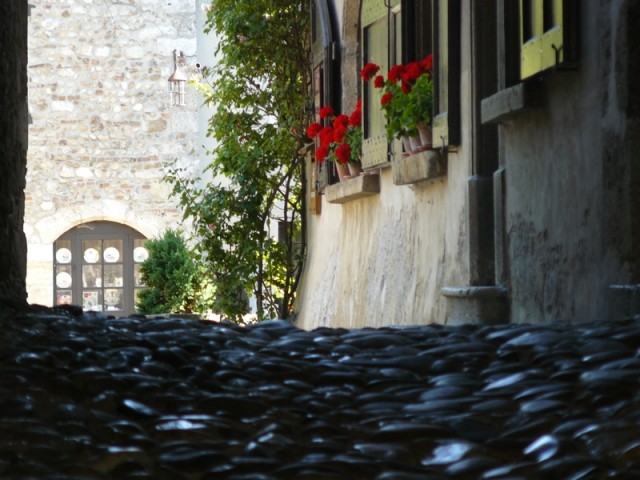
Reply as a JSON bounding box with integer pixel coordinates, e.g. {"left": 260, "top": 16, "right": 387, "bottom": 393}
{"left": 314, "top": 144, "right": 329, "bottom": 163}
{"left": 388, "top": 64, "right": 405, "bottom": 83}
{"left": 306, "top": 122, "right": 322, "bottom": 138}
{"left": 421, "top": 53, "right": 433, "bottom": 72}
{"left": 403, "top": 62, "right": 422, "bottom": 83}
{"left": 318, "top": 126, "right": 334, "bottom": 146}
{"left": 349, "top": 108, "right": 361, "bottom": 127}
{"left": 361, "top": 63, "right": 380, "bottom": 82}
{"left": 334, "top": 143, "right": 351, "bottom": 164}
{"left": 333, "top": 114, "right": 349, "bottom": 128}
{"left": 355, "top": 98, "right": 362, "bottom": 110}
{"left": 334, "top": 124, "right": 348, "bottom": 143}
{"left": 319, "top": 106, "right": 335, "bottom": 119}
{"left": 374, "top": 75, "right": 385, "bottom": 89}
{"left": 381, "top": 92, "right": 394, "bottom": 106}
{"left": 401, "top": 80, "right": 412, "bottom": 94}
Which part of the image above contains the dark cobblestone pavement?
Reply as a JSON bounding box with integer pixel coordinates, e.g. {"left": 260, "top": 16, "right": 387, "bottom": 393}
{"left": 2, "top": 308, "right": 640, "bottom": 479}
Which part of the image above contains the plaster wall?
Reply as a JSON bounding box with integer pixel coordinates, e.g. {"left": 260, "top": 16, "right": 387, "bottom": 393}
{"left": 297, "top": 151, "right": 470, "bottom": 330}
{"left": 296, "top": 1, "right": 475, "bottom": 329}
{"left": 25, "top": 0, "right": 199, "bottom": 306}
{"left": 502, "top": 1, "right": 639, "bottom": 323}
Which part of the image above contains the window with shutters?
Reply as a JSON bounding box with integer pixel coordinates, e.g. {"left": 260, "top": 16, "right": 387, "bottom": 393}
{"left": 361, "top": 0, "right": 401, "bottom": 169}
{"left": 360, "top": 0, "right": 456, "bottom": 168}
{"left": 310, "top": 0, "right": 340, "bottom": 187}
{"left": 520, "top": 0, "right": 579, "bottom": 80}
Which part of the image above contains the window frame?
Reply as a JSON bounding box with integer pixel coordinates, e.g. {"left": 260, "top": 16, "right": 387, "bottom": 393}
{"left": 310, "top": 0, "right": 340, "bottom": 187}
{"left": 360, "top": 0, "right": 439, "bottom": 168}
{"left": 432, "top": 0, "right": 461, "bottom": 148}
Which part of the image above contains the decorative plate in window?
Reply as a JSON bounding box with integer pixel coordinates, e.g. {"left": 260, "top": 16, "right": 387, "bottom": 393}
{"left": 133, "top": 247, "right": 149, "bottom": 263}
{"left": 56, "top": 248, "right": 72, "bottom": 264}
{"left": 56, "top": 272, "right": 72, "bottom": 288}
{"left": 103, "top": 247, "right": 120, "bottom": 263}
{"left": 84, "top": 248, "right": 100, "bottom": 264}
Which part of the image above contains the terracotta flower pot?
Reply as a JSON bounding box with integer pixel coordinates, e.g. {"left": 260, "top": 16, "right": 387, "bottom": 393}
{"left": 402, "top": 137, "right": 413, "bottom": 157}
{"left": 418, "top": 124, "right": 433, "bottom": 149}
{"left": 335, "top": 161, "right": 350, "bottom": 181}
{"left": 348, "top": 162, "right": 362, "bottom": 176}
{"left": 409, "top": 135, "right": 422, "bottom": 152}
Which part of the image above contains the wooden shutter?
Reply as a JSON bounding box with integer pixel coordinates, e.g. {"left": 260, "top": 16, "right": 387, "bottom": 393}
{"left": 361, "top": 0, "right": 401, "bottom": 169}
{"left": 520, "top": 0, "right": 579, "bottom": 80}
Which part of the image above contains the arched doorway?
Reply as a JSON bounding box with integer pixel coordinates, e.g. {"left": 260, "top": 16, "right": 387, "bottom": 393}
{"left": 53, "top": 221, "right": 148, "bottom": 317}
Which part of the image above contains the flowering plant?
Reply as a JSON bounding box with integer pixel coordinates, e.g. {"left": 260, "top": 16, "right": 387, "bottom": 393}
{"left": 306, "top": 99, "right": 362, "bottom": 165}
{"left": 362, "top": 54, "right": 433, "bottom": 141}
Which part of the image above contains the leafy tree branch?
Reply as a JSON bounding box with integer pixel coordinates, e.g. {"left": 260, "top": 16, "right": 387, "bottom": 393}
{"left": 167, "top": 0, "right": 312, "bottom": 322}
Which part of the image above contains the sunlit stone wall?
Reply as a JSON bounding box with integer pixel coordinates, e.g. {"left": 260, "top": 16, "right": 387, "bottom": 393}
{"left": 25, "top": 0, "right": 199, "bottom": 306}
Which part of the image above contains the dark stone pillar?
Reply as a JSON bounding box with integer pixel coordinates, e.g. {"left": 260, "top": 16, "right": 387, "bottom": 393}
{"left": 0, "top": 0, "right": 28, "bottom": 308}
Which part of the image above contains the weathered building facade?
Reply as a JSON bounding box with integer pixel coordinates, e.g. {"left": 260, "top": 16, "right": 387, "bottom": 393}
{"left": 25, "top": 0, "right": 203, "bottom": 314}
{"left": 296, "top": 0, "right": 640, "bottom": 328}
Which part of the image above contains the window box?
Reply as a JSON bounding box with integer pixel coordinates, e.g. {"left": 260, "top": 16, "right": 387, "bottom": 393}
{"left": 392, "top": 149, "right": 446, "bottom": 186}
{"left": 325, "top": 173, "right": 380, "bottom": 204}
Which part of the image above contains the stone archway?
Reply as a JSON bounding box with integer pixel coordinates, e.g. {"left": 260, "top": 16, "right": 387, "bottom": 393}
{"left": 25, "top": 200, "right": 168, "bottom": 307}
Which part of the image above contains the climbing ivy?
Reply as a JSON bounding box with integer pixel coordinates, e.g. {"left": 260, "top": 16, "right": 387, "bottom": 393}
{"left": 167, "top": 0, "right": 311, "bottom": 322}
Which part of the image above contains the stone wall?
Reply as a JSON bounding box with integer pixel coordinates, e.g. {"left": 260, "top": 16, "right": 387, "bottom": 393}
{"left": 26, "top": 0, "right": 199, "bottom": 306}
{"left": 0, "top": 0, "right": 29, "bottom": 307}
{"left": 502, "top": 1, "right": 640, "bottom": 323}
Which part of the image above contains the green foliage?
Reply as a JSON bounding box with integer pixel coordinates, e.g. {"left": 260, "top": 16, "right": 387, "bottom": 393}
{"left": 403, "top": 74, "right": 433, "bottom": 134}
{"left": 382, "top": 77, "right": 433, "bottom": 140}
{"left": 136, "top": 230, "right": 214, "bottom": 315}
{"left": 166, "top": 0, "right": 311, "bottom": 322}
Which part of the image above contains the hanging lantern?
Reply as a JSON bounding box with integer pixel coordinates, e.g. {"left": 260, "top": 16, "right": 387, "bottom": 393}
{"left": 168, "top": 49, "right": 187, "bottom": 107}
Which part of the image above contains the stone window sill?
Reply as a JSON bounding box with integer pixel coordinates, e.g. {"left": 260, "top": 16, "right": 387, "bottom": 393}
{"left": 481, "top": 81, "right": 545, "bottom": 125}
{"left": 392, "top": 149, "right": 446, "bottom": 186}
{"left": 325, "top": 173, "right": 380, "bottom": 204}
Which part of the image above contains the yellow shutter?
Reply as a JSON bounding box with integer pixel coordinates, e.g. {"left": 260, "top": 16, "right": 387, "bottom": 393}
{"left": 361, "top": 0, "right": 400, "bottom": 169}
{"left": 520, "top": 0, "right": 564, "bottom": 80}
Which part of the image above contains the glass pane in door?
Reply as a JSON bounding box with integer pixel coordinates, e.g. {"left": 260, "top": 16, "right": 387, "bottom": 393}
{"left": 104, "top": 288, "right": 123, "bottom": 312}
{"left": 82, "top": 265, "right": 102, "bottom": 288}
{"left": 56, "top": 290, "right": 73, "bottom": 305}
{"left": 134, "top": 263, "right": 145, "bottom": 287}
{"left": 104, "top": 265, "right": 124, "bottom": 287}
{"left": 103, "top": 239, "right": 123, "bottom": 264}
{"left": 83, "top": 240, "right": 102, "bottom": 264}
{"left": 82, "top": 290, "right": 103, "bottom": 312}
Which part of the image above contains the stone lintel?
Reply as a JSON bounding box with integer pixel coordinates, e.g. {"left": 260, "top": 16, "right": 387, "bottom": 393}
{"left": 325, "top": 173, "right": 380, "bottom": 204}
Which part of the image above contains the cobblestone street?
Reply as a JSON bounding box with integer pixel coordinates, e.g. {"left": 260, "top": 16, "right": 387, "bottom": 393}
{"left": 2, "top": 308, "right": 640, "bottom": 478}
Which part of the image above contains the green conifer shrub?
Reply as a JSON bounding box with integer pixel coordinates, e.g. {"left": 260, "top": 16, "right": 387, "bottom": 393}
{"left": 136, "top": 230, "right": 213, "bottom": 314}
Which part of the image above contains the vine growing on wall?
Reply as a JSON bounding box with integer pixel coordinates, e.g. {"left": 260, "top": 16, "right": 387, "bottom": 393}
{"left": 167, "top": 0, "right": 312, "bottom": 322}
